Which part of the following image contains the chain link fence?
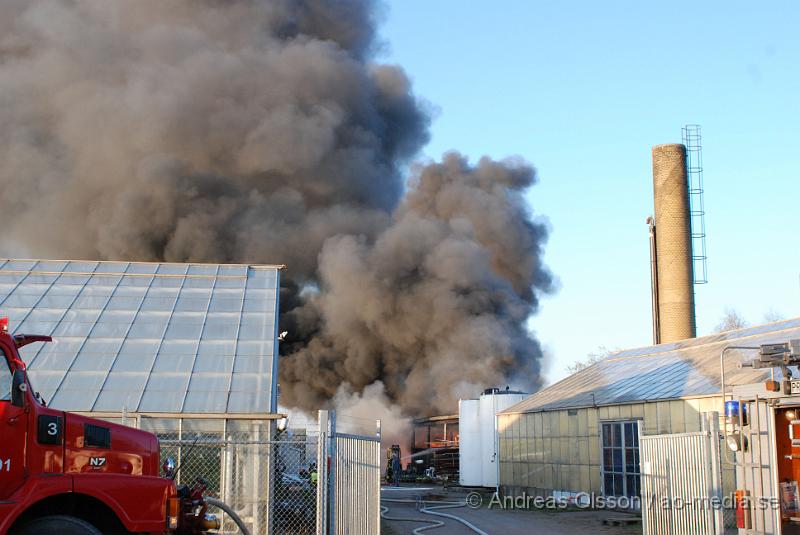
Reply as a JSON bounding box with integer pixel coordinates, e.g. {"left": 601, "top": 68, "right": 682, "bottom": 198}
{"left": 146, "top": 420, "right": 319, "bottom": 535}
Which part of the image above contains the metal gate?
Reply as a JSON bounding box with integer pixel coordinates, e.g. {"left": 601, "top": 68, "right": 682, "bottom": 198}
{"left": 316, "top": 410, "right": 381, "bottom": 535}
{"left": 727, "top": 396, "right": 781, "bottom": 535}
{"left": 147, "top": 423, "right": 318, "bottom": 535}
{"left": 639, "top": 413, "right": 725, "bottom": 535}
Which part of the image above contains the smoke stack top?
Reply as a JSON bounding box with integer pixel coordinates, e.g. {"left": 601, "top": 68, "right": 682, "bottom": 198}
{"left": 0, "top": 0, "right": 554, "bottom": 417}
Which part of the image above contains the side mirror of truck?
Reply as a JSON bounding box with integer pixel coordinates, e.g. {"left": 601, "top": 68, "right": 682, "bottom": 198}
{"left": 11, "top": 369, "right": 27, "bottom": 408}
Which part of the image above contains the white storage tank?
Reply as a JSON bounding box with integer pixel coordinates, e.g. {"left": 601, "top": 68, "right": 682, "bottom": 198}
{"left": 459, "top": 388, "right": 527, "bottom": 487}
{"left": 458, "top": 399, "right": 481, "bottom": 485}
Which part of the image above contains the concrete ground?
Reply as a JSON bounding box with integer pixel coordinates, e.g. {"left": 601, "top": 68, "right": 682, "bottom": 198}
{"left": 381, "top": 486, "right": 642, "bottom": 535}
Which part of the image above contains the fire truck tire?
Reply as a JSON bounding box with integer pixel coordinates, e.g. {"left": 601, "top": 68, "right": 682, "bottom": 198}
{"left": 16, "top": 515, "right": 102, "bottom": 535}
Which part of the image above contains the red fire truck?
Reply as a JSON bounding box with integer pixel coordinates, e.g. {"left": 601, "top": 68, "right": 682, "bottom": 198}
{"left": 0, "top": 317, "right": 237, "bottom": 535}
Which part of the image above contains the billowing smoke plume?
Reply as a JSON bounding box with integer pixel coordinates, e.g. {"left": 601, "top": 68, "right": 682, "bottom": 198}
{"left": 281, "top": 154, "right": 552, "bottom": 414}
{"left": 0, "top": 0, "right": 553, "bottom": 416}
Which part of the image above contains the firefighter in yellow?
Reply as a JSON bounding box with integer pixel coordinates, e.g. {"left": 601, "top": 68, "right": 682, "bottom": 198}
{"left": 310, "top": 462, "right": 318, "bottom": 486}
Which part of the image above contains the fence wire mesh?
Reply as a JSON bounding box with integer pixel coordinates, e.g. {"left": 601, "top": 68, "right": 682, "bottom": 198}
{"left": 149, "top": 422, "right": 319, "bottom": 535}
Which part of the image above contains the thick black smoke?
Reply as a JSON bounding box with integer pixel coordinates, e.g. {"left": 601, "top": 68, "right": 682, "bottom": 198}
{"left": 281, "top": 154, "right": 553, "bottom": 415}
{"left": 0, "top": 0, "right": 553, "bottom": 416}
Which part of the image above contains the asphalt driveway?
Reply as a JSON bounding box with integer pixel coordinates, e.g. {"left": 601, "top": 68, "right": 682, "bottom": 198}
{"left": 381, "top": 486, "right": 641, "bottom": 535}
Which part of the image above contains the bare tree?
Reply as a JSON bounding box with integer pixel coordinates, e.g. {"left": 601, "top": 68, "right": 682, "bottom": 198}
{"left": 567, "top": 346, "right": 615, "bottom": 374}
{"left": 763, "top": 309, "right": 784, "bottom": 323}
{"left": 715, "top": 308, "right": 749, "bottom": 333}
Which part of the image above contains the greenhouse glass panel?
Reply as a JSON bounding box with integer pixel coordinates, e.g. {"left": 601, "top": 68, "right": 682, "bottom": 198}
{"left": 0, "top": 260, "right": 281, "bottom": 415}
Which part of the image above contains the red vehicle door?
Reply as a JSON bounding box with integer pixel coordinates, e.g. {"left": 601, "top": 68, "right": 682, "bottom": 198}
{"left": 0, "top": 344, "right": 27, "bottom": 499}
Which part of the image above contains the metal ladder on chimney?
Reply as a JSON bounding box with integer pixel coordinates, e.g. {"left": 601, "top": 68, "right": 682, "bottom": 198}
{"left": 682, "top": 124, "right": 708, "bottom": 285}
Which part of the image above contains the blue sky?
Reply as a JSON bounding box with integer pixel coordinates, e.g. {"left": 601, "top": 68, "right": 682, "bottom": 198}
{"left": 380, "top": 1, "right": 800, "bottom": 383}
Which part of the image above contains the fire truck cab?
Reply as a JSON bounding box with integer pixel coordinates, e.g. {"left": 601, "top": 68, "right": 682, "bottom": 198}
{"left": 0, "top": 317, "right": 181, "bottom": 535}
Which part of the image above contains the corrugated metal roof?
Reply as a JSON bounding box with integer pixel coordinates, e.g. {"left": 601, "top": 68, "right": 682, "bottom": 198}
{"left": 0, "top": 259, "right": 282, "bottom": 415}
{"left": 502, "top": 318, "right": 800, "bottom": 414}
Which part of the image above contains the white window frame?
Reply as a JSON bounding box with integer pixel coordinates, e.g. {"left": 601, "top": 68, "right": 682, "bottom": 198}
{"left": 599, "top": 419, "right": 641, "bottom": 498}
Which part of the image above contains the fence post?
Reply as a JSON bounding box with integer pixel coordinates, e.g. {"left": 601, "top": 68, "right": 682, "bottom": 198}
{"left": 328, "top": 411, "right": 337, "bottom": 535}
{"left": 223, "top": 424, "right": 233, "bottom": 512}
{"left": 253, "top": 422, "right": 263, "bottom": 535}
{"left": 375, "top": 420, "right": 382, "bottom": 535}
{"left": 317, "top": 410, "right": 330, "bottom": 535}
{"left": 707, "top": 412, "right": 725, "bottom": 535}
{"left": 638, "top": 420, "right": 649, "bottom": 533}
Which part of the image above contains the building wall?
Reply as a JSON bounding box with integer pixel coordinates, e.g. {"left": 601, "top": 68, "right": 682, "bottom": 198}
{"left": 498, "top": 396, "right": 725, "bottom": 498}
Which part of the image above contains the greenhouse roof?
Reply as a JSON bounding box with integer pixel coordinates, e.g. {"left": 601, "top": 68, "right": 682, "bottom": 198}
{"left": 503, "top": 317, "right": 800, "bottom": 414}
{"left": 0, "top": 259, "right": 282, "bottom": 415}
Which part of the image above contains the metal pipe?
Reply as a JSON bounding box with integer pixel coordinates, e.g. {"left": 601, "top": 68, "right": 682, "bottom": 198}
{"left": 647, "top": 216, "right": 660, "bottom": 345}
{"left": 751, "top": 397, "right": 765, "bottom": 531}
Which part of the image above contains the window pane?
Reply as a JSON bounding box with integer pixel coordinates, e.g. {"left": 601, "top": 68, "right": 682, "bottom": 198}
{"left": 174, "top": 296, "right": 209, "bottom": 312}
{"left": 105, "top": 295, "right": 143, "bottom": 310}
{"left": 612, "top": 449, "right": 623, "bottom": 471}
{"left": 165, "top": 322, "right": 203, "bottom": 339}
{"left": 152, "top": 354, "right": 196, "bottom": 373}
{"left": 602, "top": 424, "right": 612, "bottom": 446}
{"left": 31, "top": 351, "right": 78, "bottom": 372}
{"left": 625, "top": 423, "right": 634, "bottom": 447}
{"left": 603, "top": 448, "right": 614, "bottom": 470}
{"left": 158, "top": 340, "right": 197, "bottom": 355}
{"left": 236, "top": 341, "right": 274, "bottom": 356}
{"left": 182, "top": 391, "right": 228, "bottom": 412}
{"left": 140, "top": 296, "right": 176, "bottom": 311}
{"left": 127, "top": 321, "right": 168, "bottom": 339}
{"left": 227, "top": 390, "right": 267, "bottom": 413}
{"left": 91, "top": 322, "right": 130, "bottom": 338}
{"left": 156, "top": 264, "right": 188, "bottom": 275}
{"left": 613, "top": 424, "right": 622, "bottom": 447}
{"left": 208, "top": 297, "right": 242, "bottom": 313}
{"left": 604, "top": 474, "right": 614, "bottom": 496}
{"left": 53, "top": 320, "right": 94, "bottom": 337}
{"left": 70, "top": 352, "right": 117, "bottom": 373}
{"left": 0, "top": 350, "right": 10, "bottom": 401}
{"left": 187, "top": 372, "right": 230, "bottom": 392}
{"left": 614, "top": 474, "right": 623, "bottom": 496}
{"left": 233, "top": 355, "right": 272, "bottom": 373}
{"left": 126, "top": 264, "right": 156, "bottom": 274}
{"left": 625, "top": 448, "right": 637, "bottom": 473}
{"left": 201, "top": 317, "right": 239, "bottom": 340}
{"left": 184, "top": 276, "right": 214, "bottom": 288}
{"left": 198, "top": 340, "right": 236, "bottom": 356}
{"left": 37, "top": 294, "right": 75, "bottom": 308}
{"left": 626, "top": 474, "right": 640, "bottom": 497}
{"left": 238, "top": 319, "right": 274, "bottom": 340}
{"left": 193, "top": 354, "right": 234, "bottom": 374}
{"left": 2, "top": 293, "right": 41, "bottom": 308}
{"left": 111, "top": 353, "right": 157, "bottom": 373}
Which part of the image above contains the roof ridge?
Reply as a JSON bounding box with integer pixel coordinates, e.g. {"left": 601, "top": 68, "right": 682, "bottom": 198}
{"left": 0, "top": 258, "right": 286, "bottom": 269}
{"left": 501, "top": 321, "right": 800, "bottom": 415}
{"left": 607, "top": 319, "right": 800, "bottom": 363}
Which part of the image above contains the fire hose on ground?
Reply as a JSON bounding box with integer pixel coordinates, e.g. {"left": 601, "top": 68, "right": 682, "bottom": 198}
{"left": 380, "top": 498, "right": 488, "bottom": 535}
{"left": 204, "top": 497, "right": 251, "bottom": 535}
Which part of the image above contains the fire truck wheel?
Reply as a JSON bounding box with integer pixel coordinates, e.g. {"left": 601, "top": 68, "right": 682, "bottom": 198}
{"left": 16, "top": 515, "right": 102, "bottom": 535}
